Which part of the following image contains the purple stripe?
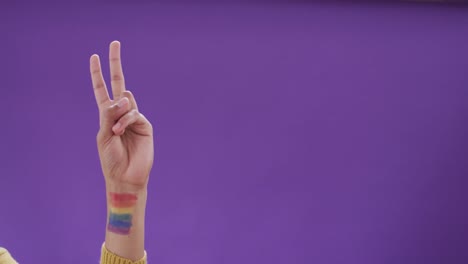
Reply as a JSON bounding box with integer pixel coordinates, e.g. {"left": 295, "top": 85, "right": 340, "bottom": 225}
{"left": 107, "top": 225, "right": 131, "bottom": 235}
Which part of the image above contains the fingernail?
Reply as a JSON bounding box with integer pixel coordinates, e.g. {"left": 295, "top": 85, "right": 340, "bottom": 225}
{"left": 117, "top": 98, "right": 128, "bottom": 108}
{"left": 113, "top": 122, "right": 121, "bottom": 131}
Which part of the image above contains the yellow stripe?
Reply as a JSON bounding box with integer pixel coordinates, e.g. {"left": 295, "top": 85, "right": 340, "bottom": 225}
{"left": 110, "top": 207, "right": 134, "bottom": 214}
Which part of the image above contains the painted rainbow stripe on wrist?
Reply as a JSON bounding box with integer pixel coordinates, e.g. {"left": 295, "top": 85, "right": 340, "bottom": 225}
{"left": 108, "top": 192, "right": 138, "bottom": 235}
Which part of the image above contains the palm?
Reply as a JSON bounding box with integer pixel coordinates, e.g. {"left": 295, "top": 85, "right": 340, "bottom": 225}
{"left": 91, "top": 41, "right": 154, "bottom": 191}
{"left": 100, "top": 113, "right": 153, "bottom": 188}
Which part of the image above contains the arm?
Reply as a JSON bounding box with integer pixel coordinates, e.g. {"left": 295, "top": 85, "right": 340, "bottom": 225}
{"left": 90, "top": 41, "right": 154, "bottom": 262}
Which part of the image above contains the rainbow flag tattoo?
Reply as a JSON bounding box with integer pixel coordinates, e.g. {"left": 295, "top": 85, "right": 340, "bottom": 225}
{"left": 108, "top": 192, "right": 138, "bottom": 235}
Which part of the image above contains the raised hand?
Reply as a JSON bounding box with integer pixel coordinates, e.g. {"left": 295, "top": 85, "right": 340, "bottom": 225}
{"left": 90, "top": 41, "right": 154, "bottom": 192}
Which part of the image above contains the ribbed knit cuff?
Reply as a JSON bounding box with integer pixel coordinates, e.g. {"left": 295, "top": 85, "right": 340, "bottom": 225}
{"left": 0, "top": 247, "right": 18, "bottom": 264}
{"left": 100, "top": 243, "right": 147, "bottom": 264}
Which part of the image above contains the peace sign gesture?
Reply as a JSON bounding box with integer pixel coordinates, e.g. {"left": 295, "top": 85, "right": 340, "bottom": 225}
{"left": 90, "top": 41, "right": 154, "bottom": 192}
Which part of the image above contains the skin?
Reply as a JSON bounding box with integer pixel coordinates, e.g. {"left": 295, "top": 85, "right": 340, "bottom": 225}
{"left": 90, "top": 41, "right": 154, "bottom": 261}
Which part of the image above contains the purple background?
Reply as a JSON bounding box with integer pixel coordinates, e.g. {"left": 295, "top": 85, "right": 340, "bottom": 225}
{"left": 1, "top": 1, "right": 468, "bottom": 263}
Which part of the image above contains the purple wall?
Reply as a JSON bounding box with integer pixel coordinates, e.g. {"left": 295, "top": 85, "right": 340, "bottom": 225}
{"left": 1, "top": 1, "right": 468, "bottom": 263}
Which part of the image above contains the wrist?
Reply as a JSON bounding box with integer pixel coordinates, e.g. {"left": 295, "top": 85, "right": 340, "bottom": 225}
{"left": 104, "top": 187, "right": 147, "bottom": 261}
{"left": 105, "top": 180, "right": 148, "bottom": 194}
{"left": 105, "top": 183, "right": 147, "bottom": 212}
{"left": 105, "top": 182, "right": 147, "bottom": 232}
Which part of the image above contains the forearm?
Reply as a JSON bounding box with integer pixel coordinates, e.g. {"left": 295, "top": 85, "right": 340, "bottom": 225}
{"left": 104, "top": 183, "right": 147, "bottom": 261}
{"left": 91, "top": 41, "right": 153, "bottom": 264}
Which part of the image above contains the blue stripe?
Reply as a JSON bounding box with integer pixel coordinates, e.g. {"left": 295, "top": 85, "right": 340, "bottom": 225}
{"left": 110, "top": 213, "right": 132, "bottom": 222}
{"left": 109, "top": 213, "right": 133, "bottom": 228}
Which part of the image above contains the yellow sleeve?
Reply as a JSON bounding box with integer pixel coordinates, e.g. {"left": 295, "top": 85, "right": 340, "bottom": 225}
{"left": 100, "top": 244, "right": 147, "bottom": 264}
{"left": 0, "top": 248, "right": 18, "bottom": 264}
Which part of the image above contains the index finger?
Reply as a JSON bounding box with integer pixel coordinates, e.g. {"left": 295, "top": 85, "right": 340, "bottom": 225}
{"left": 90, "top": 54, "right": 110, "bottom": 108}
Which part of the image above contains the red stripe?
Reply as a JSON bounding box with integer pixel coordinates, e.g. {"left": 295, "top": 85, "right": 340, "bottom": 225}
{"left": 109, "top": 193, "right": 137, "bottom": 202}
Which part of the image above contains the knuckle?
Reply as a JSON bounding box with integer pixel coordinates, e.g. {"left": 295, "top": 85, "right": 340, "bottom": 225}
{"left": 121, "top": 91, "right": 133, "bottom": 101}
{"left": 94, "top": 82, "right": 105, "bottom": 90}
{"left": 125, "top": 110, "right": 136, "bottom": 119}
{"left": 125, "top": 110, "right": 138, "bottom": 122}
{"left": 111, "top": 74, "right": 124, "bottom": 82}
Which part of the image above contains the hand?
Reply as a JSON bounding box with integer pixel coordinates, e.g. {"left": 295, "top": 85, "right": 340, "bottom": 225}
{"left": 90, "top": 41, "right": 154, "bottom": 192}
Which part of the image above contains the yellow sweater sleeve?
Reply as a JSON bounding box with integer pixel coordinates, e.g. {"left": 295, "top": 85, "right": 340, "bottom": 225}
{"left": 0, "top": 248, "right": 18, "bottom": 264}
{"left": 100, "top": 244, "right": 147, "bottom": 264}
{"left": 0, "top": 244, "right": 146, "bottom": 264}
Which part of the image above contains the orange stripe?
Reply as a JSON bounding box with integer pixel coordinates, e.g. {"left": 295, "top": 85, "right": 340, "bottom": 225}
{"left": 110, "top": 200, "right": 137, "bottom": 208}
